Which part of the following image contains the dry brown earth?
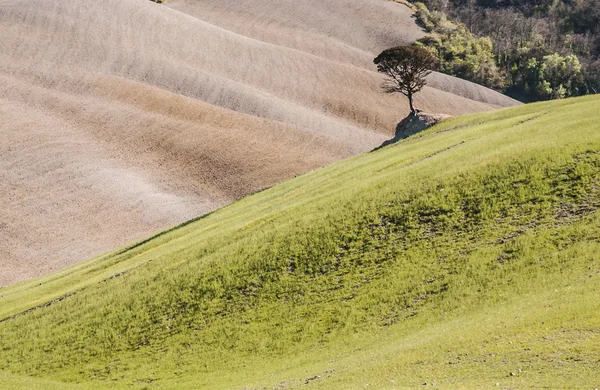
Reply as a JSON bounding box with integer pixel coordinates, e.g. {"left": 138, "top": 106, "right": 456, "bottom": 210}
{"left": 0, "top": 0, "right": 519, "bottom": 286}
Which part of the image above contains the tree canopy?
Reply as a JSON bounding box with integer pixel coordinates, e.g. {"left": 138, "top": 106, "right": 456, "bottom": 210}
{"left": 374, "top": 46, "right": 437, "bottom": 114}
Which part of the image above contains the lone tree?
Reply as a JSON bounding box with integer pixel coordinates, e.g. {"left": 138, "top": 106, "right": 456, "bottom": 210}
{"left": 374, "top": 46, "right": 436, "bottom": 115}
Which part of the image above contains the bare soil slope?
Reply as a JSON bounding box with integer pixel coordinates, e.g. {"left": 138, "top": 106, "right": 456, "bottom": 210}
{"left": 0, "top": 0, "right": 519, "bottom": 286}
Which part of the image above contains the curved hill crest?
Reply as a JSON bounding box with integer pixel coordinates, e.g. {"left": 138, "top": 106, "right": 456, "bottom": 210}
{"left": 0, "top": 0, "right": 519, "bottom": 285}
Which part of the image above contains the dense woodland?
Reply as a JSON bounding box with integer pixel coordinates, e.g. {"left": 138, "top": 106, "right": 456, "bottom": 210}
{"left": 411, "top": 0, "right": 600, "bottom": 101}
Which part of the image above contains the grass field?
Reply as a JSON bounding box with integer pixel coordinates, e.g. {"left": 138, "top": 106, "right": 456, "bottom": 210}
{"left": 1, "top": 95, "right": 599, "bottom": 389}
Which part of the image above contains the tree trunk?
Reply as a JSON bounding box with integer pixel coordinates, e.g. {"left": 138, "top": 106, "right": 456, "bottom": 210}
{"left": 408, "top": 92, "right": 415, "bottom": 115}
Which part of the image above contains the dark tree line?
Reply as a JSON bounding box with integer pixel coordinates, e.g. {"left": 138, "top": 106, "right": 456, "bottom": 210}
{"left": 411, "top": 0, "right": 600, "bottom": 100}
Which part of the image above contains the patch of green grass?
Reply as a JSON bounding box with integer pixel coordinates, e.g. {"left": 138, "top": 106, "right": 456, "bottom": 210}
{"left": 1, "top": 96, "right": 599, "bottom": 389}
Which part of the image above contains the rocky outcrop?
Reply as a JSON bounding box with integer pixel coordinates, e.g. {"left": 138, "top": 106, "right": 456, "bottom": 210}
{"left": 374, "top": 111, "right": 451, "bottom": 150}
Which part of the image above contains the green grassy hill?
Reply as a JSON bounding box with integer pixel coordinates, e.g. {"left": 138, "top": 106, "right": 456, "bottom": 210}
{"left": 1, "top": 96, "right": 599, "bottom": 389}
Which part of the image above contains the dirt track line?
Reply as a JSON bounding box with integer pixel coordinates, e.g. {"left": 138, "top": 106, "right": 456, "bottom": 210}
{"left": 405, "top": 140, "right": 467, "bottom": 168}
{"left": 510, "top": 110, "right": 552, "bottom": 128}
{"left": 376, "top": 140, "right": 467, "bottom": 173}
{"left": 0, "top": 292, "right": 79, "bottom": 323}
{"left": 0, "top": 264, "right": 144, "bottom": 324}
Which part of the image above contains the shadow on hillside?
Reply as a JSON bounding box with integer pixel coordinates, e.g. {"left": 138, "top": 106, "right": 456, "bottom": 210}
{"left": 372, "top": 111, "right": 451, "bottom": 152}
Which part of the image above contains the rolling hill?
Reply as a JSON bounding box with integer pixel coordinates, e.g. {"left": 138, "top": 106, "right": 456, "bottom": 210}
{"left": 0, "top": 0, "right": 519, "bottom": 285}
{"left": 0, "top": 95, "right": 598, "bottom": 389}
